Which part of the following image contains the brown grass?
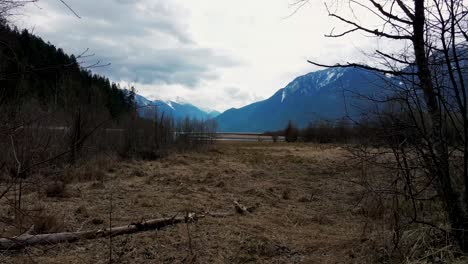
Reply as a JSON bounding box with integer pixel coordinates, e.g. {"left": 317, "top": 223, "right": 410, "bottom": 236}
{"left": 32, "top": 213, "right": 64, "bottom": 234}
{"left": 44, "top": 181, "right": 67, "bottom": 198}
{"left": 0, "top": 142, "right": 465, "bottom": 263}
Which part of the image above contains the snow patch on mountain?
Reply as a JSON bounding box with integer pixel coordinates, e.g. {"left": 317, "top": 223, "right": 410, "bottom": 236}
{"left": 280, "top": 68, "right": 347, "bottom": 102}
{"left": 325, "top": 71, "right": 335, "bottom": 83}
{"left": 166, "top": 100, "right": 175, "bottom": 110}
{"left": 287, "top": 80, "right": 300, "bottom": 93}
{"left": 134, "top": 94, "right": 217, "bottom": 120}
{"left": 134, "top": 93, "right": 152, "bottom": 106}
{"left": 315, "top": 68, "right": 345, "bottom": 90}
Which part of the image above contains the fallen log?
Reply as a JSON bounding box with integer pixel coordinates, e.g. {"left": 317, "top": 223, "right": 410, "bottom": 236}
{"left": 0, "top": 201, "right": 253, "bottom": 250}
{"left": 0, "top": 213, "right": 197, "bottom": 250}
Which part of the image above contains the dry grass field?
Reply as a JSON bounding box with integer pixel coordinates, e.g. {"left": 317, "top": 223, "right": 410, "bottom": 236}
{"left": 0, "top": 142, "right": 462, "bottom": 263}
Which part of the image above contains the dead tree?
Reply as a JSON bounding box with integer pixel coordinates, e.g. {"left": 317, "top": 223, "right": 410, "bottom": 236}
{"left": 302, "top": 0, "right": 468, "bottom": 252}
{"left": 0, "top": 1, "right": 37, "bottom": 20}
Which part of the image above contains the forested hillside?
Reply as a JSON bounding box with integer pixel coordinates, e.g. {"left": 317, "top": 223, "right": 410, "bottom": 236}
{"left": 0, "top": 22, "right": 134, "bottom": 118}
{"left": 0, "top": 21, "right": 215, "bottom": 171}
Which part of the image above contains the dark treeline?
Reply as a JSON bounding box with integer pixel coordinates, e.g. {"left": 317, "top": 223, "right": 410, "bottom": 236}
{"left": 268, "top": 114, "right": 427, "bottom": 145}
{"left": 0, "top": 22, "right": 140, "bottom": 170}
{"left": 0, "top": 23, "right": 133, "bottom": 117}
{"left": 266, "top": 119, "right": 367, "bottom": 144}
{"left": 0, "top": 22, "right": 216, "bottom": 179}
{"left": 270, "top": 105, "right": 465, "bottom": 148}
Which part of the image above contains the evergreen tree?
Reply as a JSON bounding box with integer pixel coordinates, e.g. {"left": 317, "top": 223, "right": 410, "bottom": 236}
{"left": 284, "top": 120, "right": 298, "bottom": 143}
{"left": 0, "top": 24, "right": 134, "bottom": 118}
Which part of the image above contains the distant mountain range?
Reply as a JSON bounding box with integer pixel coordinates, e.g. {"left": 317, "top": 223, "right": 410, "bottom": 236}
{"left": 215, "top": 67, "right": 386, "bottom": 132}
{"left": 134, "top": 94, "right": 220, "bottom": 120}
{"left": 133, "top": 67, "right": 389, "bottom": 132}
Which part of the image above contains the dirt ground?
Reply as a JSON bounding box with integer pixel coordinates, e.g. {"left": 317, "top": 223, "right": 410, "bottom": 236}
{"left": 0, "top": 142, "right": 390, "bottom": 263}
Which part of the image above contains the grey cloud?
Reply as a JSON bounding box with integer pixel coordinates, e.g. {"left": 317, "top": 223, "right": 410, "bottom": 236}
{"left": 51, "top": 0, "right": 190, "bottom": 42}
{"left": 225, "top": 86, "right": 255, "bottom": 102}
{"left": 94, "top": 47, "right": 235, "bottom": 87}
{"left": 26, "top": 0, "right": 238, "bottom": 87}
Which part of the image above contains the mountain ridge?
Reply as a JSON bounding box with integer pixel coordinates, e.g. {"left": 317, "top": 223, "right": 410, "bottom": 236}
{"left": 133, "top": 67, "right": 387, "bottom": 131}
{"left": 134, "top": 93, "right": 217, "bottom": 120}
{"left": 215, "top": 67, "right": 385, "bottom": 132}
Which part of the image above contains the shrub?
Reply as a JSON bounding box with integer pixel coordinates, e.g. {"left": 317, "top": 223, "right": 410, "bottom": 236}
{"left": 45, "top": 181, "right": 67, "bottom": 198}
{"left": 32, "top": 213, "right": 63, "bottom": 234}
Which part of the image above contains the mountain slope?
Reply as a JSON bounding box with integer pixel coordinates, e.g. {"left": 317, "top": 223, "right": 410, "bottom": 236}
{"left": 216, "top": 67, "right": 385, "bottom": 132}
{"left": 206, "top": 110, "right": 221, "bottom": 119}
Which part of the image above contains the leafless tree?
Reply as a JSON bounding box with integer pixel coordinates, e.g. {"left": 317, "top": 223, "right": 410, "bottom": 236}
{"left": 300, "top": 0, "right": 468, "bottom": 253}
{"left": 0, "top": 0, "right": 37, "bottom": 21}
{"left": 1, "top": 0, "right": 81, "bottom": 22}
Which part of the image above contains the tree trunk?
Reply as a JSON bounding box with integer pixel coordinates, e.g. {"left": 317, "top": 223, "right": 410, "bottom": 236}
{"left": 413, "top": 0, "right": 468, "bottom": 251}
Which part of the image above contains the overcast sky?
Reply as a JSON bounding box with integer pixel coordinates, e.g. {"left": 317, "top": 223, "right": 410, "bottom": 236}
{"left": 17, "top": 0, "right": 378, "bottom": 112}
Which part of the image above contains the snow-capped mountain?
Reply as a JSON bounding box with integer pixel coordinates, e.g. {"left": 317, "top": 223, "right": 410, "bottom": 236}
{"left": 280, "top": 68, "right": 346, "bottom": 102}
{"left": 134, "top": 94, "right": 216, "bottom": 120}
{"left": 215, "top": 67, "right": 385, "bottom": 132}
{"left": 134, "top": 93, "right": 152, "bottom": 107}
